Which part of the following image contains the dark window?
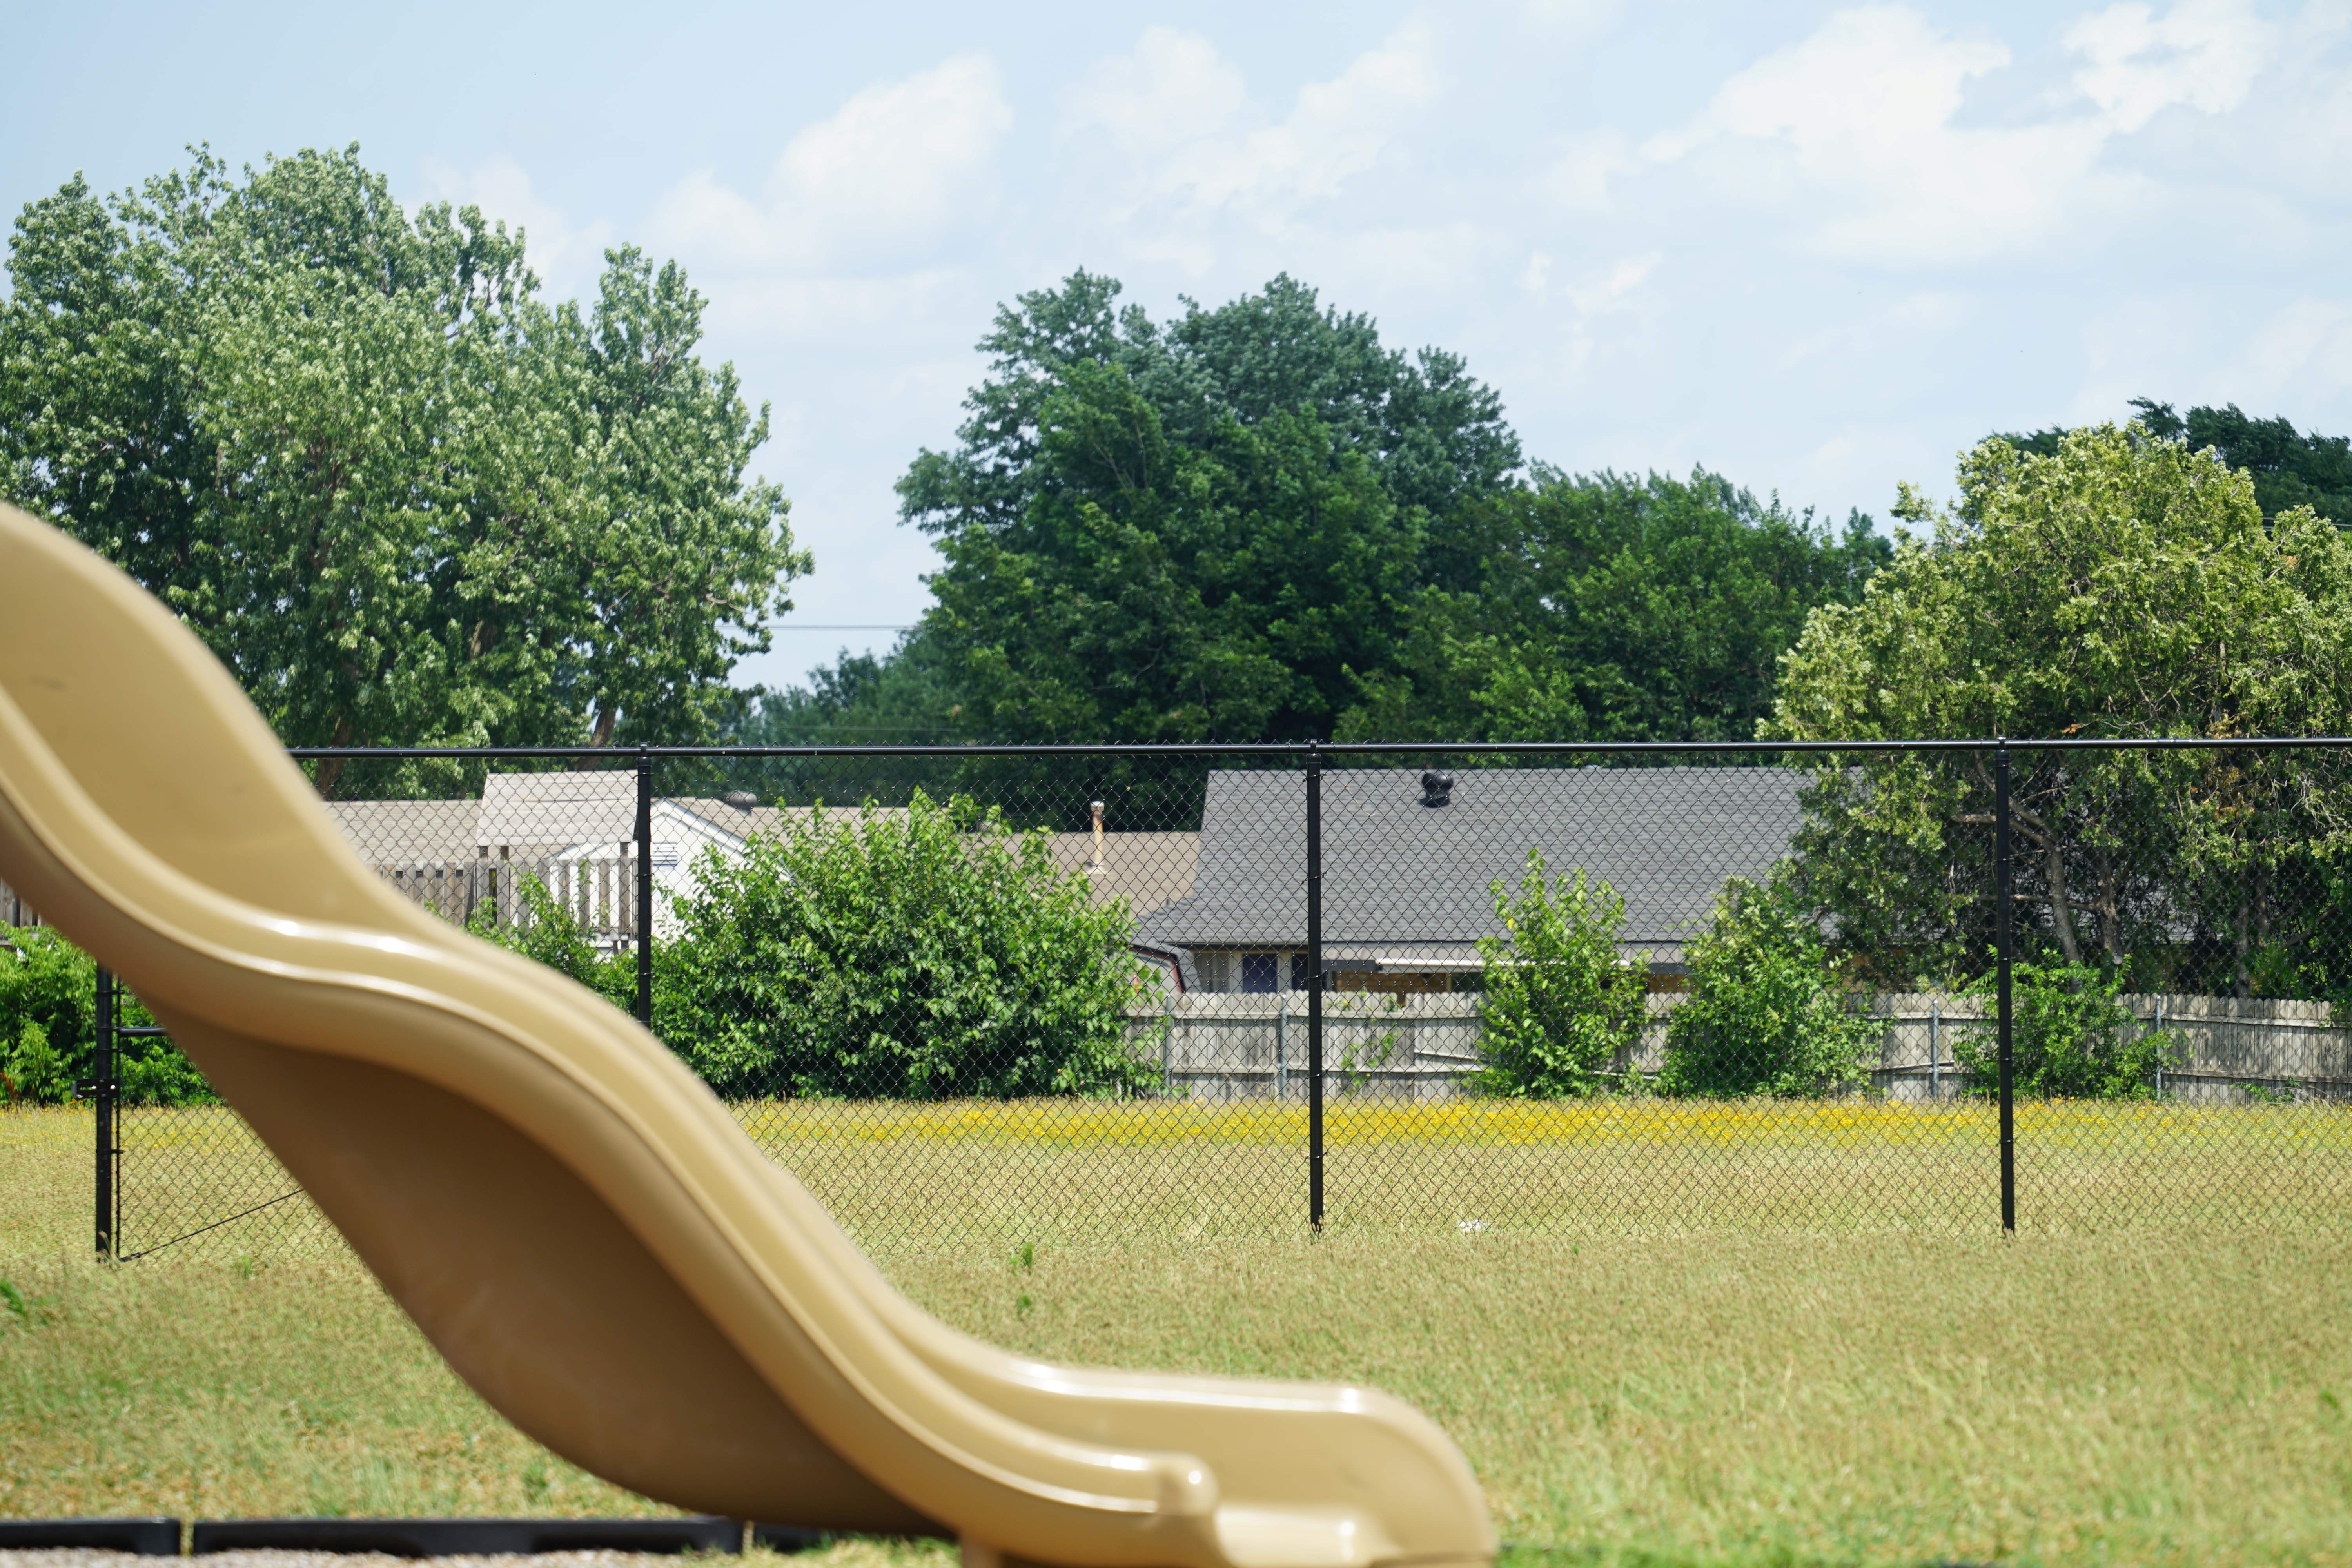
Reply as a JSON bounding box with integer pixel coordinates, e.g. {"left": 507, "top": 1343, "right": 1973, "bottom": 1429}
{"left": 1289, "top": 953, "right": 1315, "bottom": 991}
{"left": 1241, "top": 953, "right": 1279, "bottom": 993}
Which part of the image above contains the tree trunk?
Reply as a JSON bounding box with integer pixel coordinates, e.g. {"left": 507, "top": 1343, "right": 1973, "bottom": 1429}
{"left": 572, "top": 702, "right": 619, "bottom": 769}
{"left": 2094, "top": 848, "right": 2124, "bottom": 967}
{"left": 2044, "top": 837, "right": 2083, "bottom": 965}
{"left": 312, "top": 716, "right": 354, "bottom": 799}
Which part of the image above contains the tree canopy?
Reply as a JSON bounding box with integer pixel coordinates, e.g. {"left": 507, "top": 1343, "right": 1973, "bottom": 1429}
{"left": 1996, "top": 399, "right": 2352, "bottom": 526}
{"left": 1773, "top": 423, "right": 2352, "bottom": 746}
{"left": 1768, "top": 422, "right": 2352, "bottom": 996}
{"left": 886, "top": 272, "right": 1519, "bottom": 743}
{"left": 808, "top": 270, "right": 1886, "bottom": 746}
{"left": 0, "top": 145, "right": 806, "bottom": 763}
{"left": 1339, "top": 468, "right": 1888, "bottom": 743}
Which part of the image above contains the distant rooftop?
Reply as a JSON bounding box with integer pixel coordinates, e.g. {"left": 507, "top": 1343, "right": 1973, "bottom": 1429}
{"left": 1136, "top": 766, "right": 1804, "bottom": 959}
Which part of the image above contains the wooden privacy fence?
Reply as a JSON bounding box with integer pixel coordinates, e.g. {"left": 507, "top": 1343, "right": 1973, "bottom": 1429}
{"left": 17, "top": 857, "right": 2351, "bottom": 1104}
{"left": 1128, "top": 991, "right": 2352, "bottom": 1103}
{"left": 363, "top": 849, "right": 644, "bottom": 944}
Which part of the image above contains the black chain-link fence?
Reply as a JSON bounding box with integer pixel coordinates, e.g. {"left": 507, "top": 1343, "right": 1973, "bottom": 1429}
{"left": 18, "top": 739, "right": 2352, "bottom": 1263}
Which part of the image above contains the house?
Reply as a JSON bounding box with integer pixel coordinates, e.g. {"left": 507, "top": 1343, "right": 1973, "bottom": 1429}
{"left": 477, "top": 775, "right": 928, "bottom": 940}
{"left": 325, "top": 774, "right": 1198, "bottom": 955}
{"left": 322, "top": 797, "right": 485, "bottom": 923}
{"left": 1135, "top": 766, "right": 1805, "bottom": 995}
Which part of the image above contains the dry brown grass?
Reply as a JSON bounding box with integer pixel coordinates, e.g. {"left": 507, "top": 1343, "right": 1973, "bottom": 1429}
{"left": 7, "top": 1105, "right": 2352, "bottom": 1566}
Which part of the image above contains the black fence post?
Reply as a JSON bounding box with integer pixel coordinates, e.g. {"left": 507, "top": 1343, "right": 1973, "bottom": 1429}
{"left": 635, "top": 748, "right": 654, "bottom": 1029}
{"left": 1995, "top": 737, "right": 2015, "bottom": 1233}
{"left": 92, "top": 965, "right": 116, "bottom": 1259}
{"left": 1307, "top": 742, "right": 1324, "bottom": 1232}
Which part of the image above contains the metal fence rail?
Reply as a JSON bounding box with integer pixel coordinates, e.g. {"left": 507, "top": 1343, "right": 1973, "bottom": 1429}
{"left": 15, "top": 735, "right": 2352, "bottom": 1258}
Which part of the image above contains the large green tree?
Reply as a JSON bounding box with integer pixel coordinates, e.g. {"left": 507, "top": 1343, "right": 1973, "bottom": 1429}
{"left": 1768, "top": 422, "right": 2352, "bottom": 996}
{"left": 889, "top": 272, "right": 1518, "bottom": 743}
{"left": 0, "top": 145, "right": 806, "bottom": 772}
{"left": 856, "top": 270, "right": 1885, "bottom": 746}
{"left": 1338, "top": 468, "right": 1889, "bottom": 742}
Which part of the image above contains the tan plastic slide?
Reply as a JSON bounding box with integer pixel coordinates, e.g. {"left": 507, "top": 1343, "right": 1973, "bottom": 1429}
{"left": 0, "top": 504, "right": 1494, "bottom": 1568}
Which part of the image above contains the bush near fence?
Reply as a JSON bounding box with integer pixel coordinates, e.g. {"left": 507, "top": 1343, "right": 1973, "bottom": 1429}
{"left": 0, "top": 925, "right": 209, "bottom": 1105}
{"left": 656, "top": 794, "right": 1151, "bottom": 1100}
{"left": 18, "top": 740, "right": 2352, "bottom": 1255}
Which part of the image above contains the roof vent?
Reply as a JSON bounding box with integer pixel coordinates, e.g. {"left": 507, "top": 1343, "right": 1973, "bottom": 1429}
{"left": 1421, "top": 770, "right": 1455, "bottom": 808}
{"left": 722, "top": 791, "right": 759, "bottom": 810}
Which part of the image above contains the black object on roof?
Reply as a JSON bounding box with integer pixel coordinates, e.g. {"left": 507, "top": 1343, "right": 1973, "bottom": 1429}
{"left": 1135, "top": 766, "right": 1804, "bottom": 959}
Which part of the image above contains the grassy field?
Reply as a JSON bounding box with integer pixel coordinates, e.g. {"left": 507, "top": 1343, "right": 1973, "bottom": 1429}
{"left": 8, "top": 1103, "right": 2352, "bottom": 1566}
{"left": 87, "top": 1096, "right": 2352, "bottom": 1259}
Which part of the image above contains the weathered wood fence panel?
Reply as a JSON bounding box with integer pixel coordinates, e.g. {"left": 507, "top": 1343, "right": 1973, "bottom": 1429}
{"left": 1129, "top": 991, "right": 2352, "bottom": 1103}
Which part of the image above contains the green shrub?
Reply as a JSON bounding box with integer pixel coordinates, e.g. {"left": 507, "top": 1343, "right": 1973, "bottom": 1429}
{"left": 1659, "top": 876, "right": 1877, "bottom": 1098}
{"left": 1470, "top": 850, "right": 1646, "bottom": 1098}
{"left": 465, "top": 876, "right": 637, "bottom": 1013}
{"left": 5, "top": 1015, "right": 72, "bottom": 1105}
{"left": 1956, "top": 960, "right": 2182, "bottom": 1100}
{"left": 0, "top": 926, "right": 212, "bottom": 1105}
{"left": 654, "top": 793, "right": 1154, "bottom": 1100}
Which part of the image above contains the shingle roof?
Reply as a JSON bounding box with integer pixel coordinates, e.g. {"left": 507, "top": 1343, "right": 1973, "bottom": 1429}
{"left": 1045, "top": 832, "right": 1200, "bottom": 918}
{"left": 1134, "top": 766, "right": 1804, "bottom": 957}
{"left": 670, "top": 799, "right": 911, "bottom": 842}
{"left": 324, "top": 799, "right": 482, "bottom": 867}
{"left": 477, "top": 770, "right": 637, "bottom": 846}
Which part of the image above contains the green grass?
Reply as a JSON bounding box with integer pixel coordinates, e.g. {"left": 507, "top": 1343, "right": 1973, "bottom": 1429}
{"left": 94, "top": 1096, "right": 2352, "bottom": 1261}
{"left": 7, "top": 1104, "right": 2352, "bottom": 1566}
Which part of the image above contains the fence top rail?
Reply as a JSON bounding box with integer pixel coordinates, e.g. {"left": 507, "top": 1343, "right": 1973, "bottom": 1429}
{"left": 281, "top": 737, "right": 2352, "bottom": 761}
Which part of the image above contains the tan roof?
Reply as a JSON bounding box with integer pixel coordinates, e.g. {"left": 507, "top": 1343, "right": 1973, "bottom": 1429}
{"left": 1047, "top": 832, "right": 1199, "bottom": 919}
{"left": 478, "top": 771, "right": 634, "bottom": 846}
{"left": 675, "top": 805, "right": 1198, "bottom": 916}
{"left": 323, "top": 799, "right": 481, "bottom": 866}
{"left": 319, "top": 792, "right": 1195, "bottom": 920}
{"left": 671, "top": 799, "right": 913, "bottom": 840}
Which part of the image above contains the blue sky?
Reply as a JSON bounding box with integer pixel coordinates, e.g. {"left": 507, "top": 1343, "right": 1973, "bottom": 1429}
{"left": 8, "top": 0, "right": 2347, "bottom": 691}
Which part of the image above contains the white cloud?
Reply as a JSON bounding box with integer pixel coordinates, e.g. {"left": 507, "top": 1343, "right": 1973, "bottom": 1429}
{"left": 1519, "top": 250, "right": 1664, "bottom": 378}
{"left": 1065, "top": 23, "right": 1441, "bottom": 223}
{"left": 2232, "top": 296, "right": 2352, "bottom": 397}
{"left": 1523, "top": 0, "right": 1625, "bottom": 38}
{"left": 1642, "top": 1, "right": 2281, "bottom": 267}
{"left": 652, "top": 54, "right": 1013, "bottom": 272}
{"left": 1646, "top": 6, "right": 2117, "bottom": 264}
{"left": 1541, "top": 129, "right": 1634, "bottom": 214}
{"left": 2066, "top": 0, "right": 2276, "bottom": 132}
{"left": 416, "top": 157, "right": 612, "bottom": 299}
{"left": 1566, "top": 251, "right": 1662, "bottom": 314}
{"left": 1064, "top": 26, "right": 1247, "bottom": 156}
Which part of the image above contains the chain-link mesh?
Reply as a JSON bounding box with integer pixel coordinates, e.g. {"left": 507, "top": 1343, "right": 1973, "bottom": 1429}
{"left": 656, "top": 750, "right": 1305, "bottom": 1255}
{"left": 49, "top": 740, "right": 2352, "bottom": 1261}
{"left": 111, "top": 752, "right": 635, "bottom": 1261}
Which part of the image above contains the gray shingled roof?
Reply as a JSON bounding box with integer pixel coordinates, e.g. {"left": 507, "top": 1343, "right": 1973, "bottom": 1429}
{"left": 1134, "top": 766, "right": 1804, "bottom": 958}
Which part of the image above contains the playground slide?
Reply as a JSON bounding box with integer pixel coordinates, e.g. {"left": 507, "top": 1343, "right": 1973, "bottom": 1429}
{"left": 0, "top": 504, "right": 1494, "bottom": 1568}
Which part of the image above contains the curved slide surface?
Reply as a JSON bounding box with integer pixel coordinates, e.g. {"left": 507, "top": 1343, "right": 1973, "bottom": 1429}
{"left": 0, "top": 505, "right": 1494, "bottom": 1568}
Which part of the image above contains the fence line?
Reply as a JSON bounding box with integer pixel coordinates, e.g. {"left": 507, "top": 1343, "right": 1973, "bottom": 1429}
{"left": 20, "top": 737, "right": 2352, "bottom": 1255}
{"left": 1127, "top": 991, "right": 2352, "bottom": 1103}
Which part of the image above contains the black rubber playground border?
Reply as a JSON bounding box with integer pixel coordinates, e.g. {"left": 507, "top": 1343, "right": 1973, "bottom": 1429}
{"left": 0, "top": 1518, "right": 829, "bottom": 1557}
{"left": 0, "top": 1519, "right": 181, "bottom": 1555}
